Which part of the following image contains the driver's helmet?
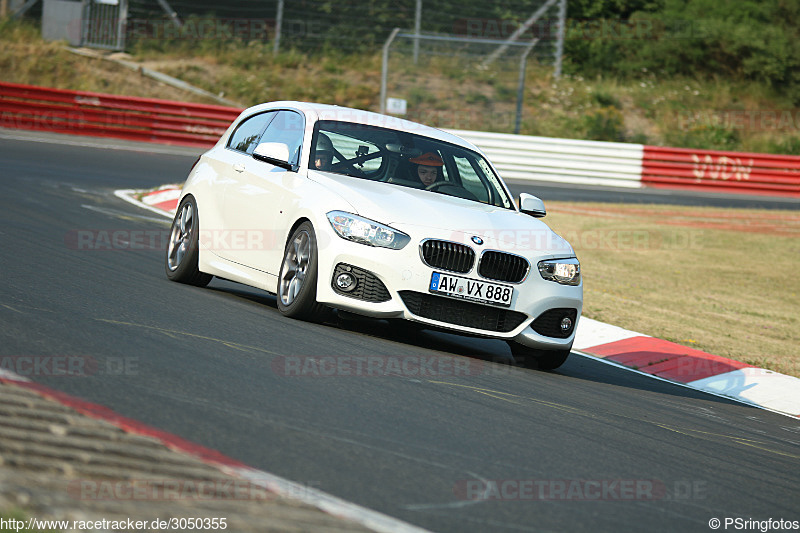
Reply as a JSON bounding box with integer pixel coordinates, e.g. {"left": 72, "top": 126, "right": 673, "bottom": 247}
{"left": 409, "top": 152, "right": 443, "bottom": 167}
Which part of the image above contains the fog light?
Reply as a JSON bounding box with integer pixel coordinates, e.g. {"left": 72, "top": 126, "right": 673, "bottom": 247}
{"left": 560, "top": 317, "right": 573, "bottom": 333}
{"left": 336, "top": 272, "right": 356, "bottom": 292}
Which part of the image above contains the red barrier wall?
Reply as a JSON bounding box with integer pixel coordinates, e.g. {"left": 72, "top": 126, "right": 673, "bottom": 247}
{"left": 0, "top": 81, "right": 243, "bottom": 148}
{"left": 643, "top": 145, "right": 800, "bottom": 197}
{"left": 3, "top": 81, "right": 799, "bottom": 197}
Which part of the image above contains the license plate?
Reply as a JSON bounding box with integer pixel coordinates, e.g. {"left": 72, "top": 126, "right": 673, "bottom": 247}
{"left": 429, "top": 272, "right": 513, "bottom": 308}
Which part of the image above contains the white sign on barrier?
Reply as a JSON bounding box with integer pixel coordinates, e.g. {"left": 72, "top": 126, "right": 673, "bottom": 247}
{"left": 386, "top": 98, "right": 407, "bottom": 116}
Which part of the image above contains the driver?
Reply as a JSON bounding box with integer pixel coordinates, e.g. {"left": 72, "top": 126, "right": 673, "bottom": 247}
{"left": 409, "top": 152, "right": 444, "bottom": 187}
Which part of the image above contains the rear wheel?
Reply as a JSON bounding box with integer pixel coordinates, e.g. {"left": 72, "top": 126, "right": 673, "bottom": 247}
{"left": 508, "top": 341, "right": 570, "bottom": 371}
{"left": 277, "top": 222, "right": 327, "bottom": 321}
{"left": 165, "top": 196, "right": 212, "bottom": 287}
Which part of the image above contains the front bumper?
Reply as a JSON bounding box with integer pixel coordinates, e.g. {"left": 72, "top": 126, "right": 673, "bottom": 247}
{"left": 315, "top": 228, "right": 582, "bottom": 350}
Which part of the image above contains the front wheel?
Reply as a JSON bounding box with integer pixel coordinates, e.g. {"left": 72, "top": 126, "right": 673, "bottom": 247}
{"left": 508, "top": 341, "right": 570, "bottom": 371}
{"left": 165, "top": 196, "right": 212, "bottom": 287}
{"left": 277, "top": 222, "right": 327, "bottom": 321}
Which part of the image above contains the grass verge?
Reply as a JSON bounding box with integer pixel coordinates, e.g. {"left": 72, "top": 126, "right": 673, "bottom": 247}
{"left": 544, "top": 202, "right": 800, "bottom": 377}
{"left": 0, "top": 19, "right": 221, "bottom": 104}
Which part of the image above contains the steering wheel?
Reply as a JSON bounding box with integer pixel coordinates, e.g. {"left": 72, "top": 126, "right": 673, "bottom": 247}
{"left": 425, "top": 181, "right": 449, "bottom": 192}
{"left": 424, "top": 182, "right": 479, "bottom": 201}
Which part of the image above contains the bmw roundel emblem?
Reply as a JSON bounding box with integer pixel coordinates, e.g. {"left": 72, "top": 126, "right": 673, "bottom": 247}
{"left": 471, "top": 236, "right": 484, "bottom": 245}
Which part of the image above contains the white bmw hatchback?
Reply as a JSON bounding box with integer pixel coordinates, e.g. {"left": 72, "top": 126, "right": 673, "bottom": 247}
{"left": 166, "top": 101, "right": 582, "bottom": 369}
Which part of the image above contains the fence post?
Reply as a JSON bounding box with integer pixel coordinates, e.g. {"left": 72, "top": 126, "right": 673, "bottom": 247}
{"left": 273, "top": 0, "right": 283, "bottom": 56}
{"left": 117, "top": 0, "right": 128, "bottom": 51}
{"left": 413, "top": 0, "right": 421, "bottom": 64}
{"left": 515, "top": 40, "right": 538, "bottom": 134}
{"left": 554, "top": 0, "right": 566, "bottom": 79}
{"left": 380, "top": 27, "right": 401, "bottom": 115}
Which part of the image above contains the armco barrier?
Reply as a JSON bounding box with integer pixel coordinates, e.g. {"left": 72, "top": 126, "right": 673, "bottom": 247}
{"left": 449, "top": 129, "right": 644, "bottom": 188}
{"left": 2, "top": 81, "right": 799, "bottom": 197}
{"left": 643, "top": 145, "right": 800, "bottom": 197}
{"left": 0, "top": 81, "right": 242, "bottom": 147}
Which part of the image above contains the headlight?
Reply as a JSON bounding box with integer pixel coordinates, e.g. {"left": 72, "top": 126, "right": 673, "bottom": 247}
{"left": 326, "top": 211, "right": 410, "bottom": 250}
{"left": 538, "top": 258, "right": 580, "bottom": 286}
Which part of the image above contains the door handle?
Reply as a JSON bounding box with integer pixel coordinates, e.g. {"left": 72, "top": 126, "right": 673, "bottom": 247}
{"left": 233, "top": 163, "right": 245, "bottom": 173}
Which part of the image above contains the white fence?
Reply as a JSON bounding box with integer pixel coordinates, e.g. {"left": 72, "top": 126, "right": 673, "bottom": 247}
{"left": 448, "top": 129, "right": 644, "bottom": 188}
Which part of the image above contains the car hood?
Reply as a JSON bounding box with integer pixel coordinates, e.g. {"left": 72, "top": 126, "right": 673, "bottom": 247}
{"left": 308, "top": 171, "right": 575, "bottom": 257}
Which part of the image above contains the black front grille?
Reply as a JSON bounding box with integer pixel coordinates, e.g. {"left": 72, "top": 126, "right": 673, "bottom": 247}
{"left": 332, "top": 263, "right": 391, "bottom": 303}
{"left": 531, "top": 308, "right": 578, "bottom": 338}
{"left": 421, "top": 240, "right": 475, "bottom": 273}
{"left": 399, "top": 291, "right": 527, "bottom": 333}
{"left": 478, "top": 251, "right": 530, "bottom": 283}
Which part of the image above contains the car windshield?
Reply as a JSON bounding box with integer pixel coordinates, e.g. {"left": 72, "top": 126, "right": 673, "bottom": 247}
{"left": 311, "top": 120, "right": 514, "bottom": 209}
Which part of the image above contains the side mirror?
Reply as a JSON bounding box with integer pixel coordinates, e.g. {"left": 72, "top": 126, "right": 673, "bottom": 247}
{"left": 519, "top": 193, "right": 546, "bottom": 218}
{"left": 253, "top": 142, "right": 294, "bottom": 171}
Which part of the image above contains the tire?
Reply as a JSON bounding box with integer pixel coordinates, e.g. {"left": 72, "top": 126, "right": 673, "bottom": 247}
{"left": 507, "top": 341, "right": 570, "bottom": 371}
{"left": 277, "top": 221, "right": 327, "bottom": 321}
{"left": 165, "top": 196, "right": 212, "bottom": 287}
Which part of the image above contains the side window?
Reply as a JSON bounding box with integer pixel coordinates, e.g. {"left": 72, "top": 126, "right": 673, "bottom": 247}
{"left": 325, "top": 131, "right": 383, "bottom": 173}
{"left": 227, "top": 111, "right": 276, "bottom": 154}
{"left": 261, "top": 110, "right": 304, "bottom": 165}
{"left": 477, "top": 158, "right": 511, "bottom": 208}
{"left": 453, "top": 155, "right": 490, "bottom": 203}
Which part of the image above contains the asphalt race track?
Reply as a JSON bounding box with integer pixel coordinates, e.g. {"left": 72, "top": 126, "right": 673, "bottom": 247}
{"left": 1, "top": 132, "right": 799, "bottom": 532}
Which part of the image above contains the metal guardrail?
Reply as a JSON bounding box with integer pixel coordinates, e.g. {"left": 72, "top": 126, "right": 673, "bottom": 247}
{"left": 448, "top": 129, "right": 645, "bottom": 188}
{"left": 2, "top": 81, "right": 799, "bottom": 197}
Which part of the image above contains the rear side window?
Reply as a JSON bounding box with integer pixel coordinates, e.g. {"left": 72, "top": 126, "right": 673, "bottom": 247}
{"left": 261, "top": 110, "right": 305, "bottom": 166}
{"left": 227, "top": 111, "right": 276, "bottom": 154}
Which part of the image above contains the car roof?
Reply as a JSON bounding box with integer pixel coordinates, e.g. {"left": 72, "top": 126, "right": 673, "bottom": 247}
{"left": 243, "top": 101, "right": 481, "bottom": 152}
